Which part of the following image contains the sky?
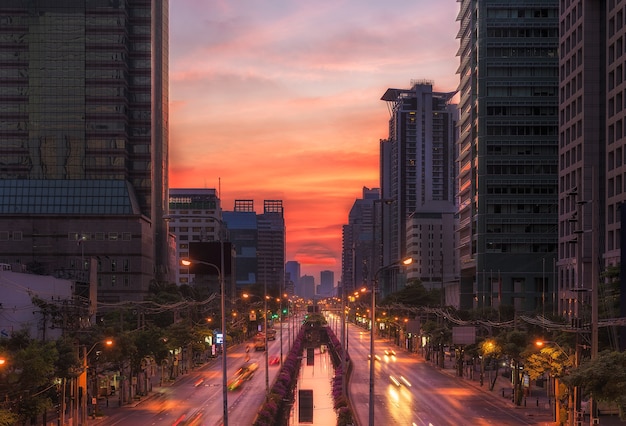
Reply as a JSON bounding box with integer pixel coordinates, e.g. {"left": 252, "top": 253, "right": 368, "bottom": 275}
{"left": 168, "top": 0, "right": 460, "bottom": 283}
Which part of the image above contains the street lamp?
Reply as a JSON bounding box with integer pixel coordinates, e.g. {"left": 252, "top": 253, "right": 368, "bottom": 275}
{"left": 264, "top": 294, "right": 269, "bottom": 399}
{"left": 181, "top": 257, "right": 228, "bottom": 426}
{"left": 535, "top": 340, "right": 574, "bottom": 425}
{"left": 242, "top": 291, "right": 270, "bottom": 397}
{"left": 78, "top": 339, "right": 112, "bottom": 425}
{"left": 368, "top": 257, "right": 413, "bottom": 426}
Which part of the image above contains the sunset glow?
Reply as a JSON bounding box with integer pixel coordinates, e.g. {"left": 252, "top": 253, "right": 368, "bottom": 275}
{"left": 169, "top": 1, "right": 460, "bottom": 279}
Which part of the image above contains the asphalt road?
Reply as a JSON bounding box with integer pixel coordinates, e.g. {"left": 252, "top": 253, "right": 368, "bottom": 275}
{"left": 91, "top": 320, "right": 295, "bottom": 426}
{"left": 345, "top": 322, "right": 545, "bottom": 426}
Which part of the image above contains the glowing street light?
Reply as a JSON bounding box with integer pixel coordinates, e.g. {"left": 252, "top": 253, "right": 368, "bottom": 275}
{"left": 369, "top": 257, "right": 412, "bottom": 426}
{"left": 78, "top": 339, "right": 112, "bottom": 425}
{"left": 182, "top": 257, "right": 228, "bottom": 426}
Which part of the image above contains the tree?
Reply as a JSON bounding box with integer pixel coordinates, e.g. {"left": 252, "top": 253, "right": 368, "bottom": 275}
{"left": 496, "top": 330, "right": 528, "bottom": 406}
{"left": 562, "top": 350, "right": 626, "bottom": 420}
{"left": 379, "top": 281, "right": 438, "bottom": 307}
{"left": 479, "top": 338, "right": 502, "bottom": 390}
{"left": 0, "top": 332, "right": 58, "bottom": 424}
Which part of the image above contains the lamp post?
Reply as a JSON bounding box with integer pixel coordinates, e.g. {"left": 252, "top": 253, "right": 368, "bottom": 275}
{"left": 242, "top": 292, "right": 270, "bottom": 397}
{"left": 535, "top": 340, "right": 574, "bottom": 425}
{"left": 368, "top": 257, "right": 413, "bottom": 426}
{"left": 182, "top": 258, "right": 228, "bottom": 426}
{"left": 264, "top": 293, "right": 269, "bottom": 399}
{"left": 78, "top": 339, "right": 112, "bottom": 425}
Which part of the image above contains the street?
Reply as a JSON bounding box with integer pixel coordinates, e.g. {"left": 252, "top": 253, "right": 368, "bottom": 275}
{"left": 90, "top": 321, "right": 293, "bottom": 426}
{"left": 343, "top": 320, "right": 550, "bottom": 426}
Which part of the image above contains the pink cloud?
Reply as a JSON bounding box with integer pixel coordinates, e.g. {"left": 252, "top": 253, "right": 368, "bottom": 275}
{"left": 169, "top": 0, "right": 460, "bottom": 280}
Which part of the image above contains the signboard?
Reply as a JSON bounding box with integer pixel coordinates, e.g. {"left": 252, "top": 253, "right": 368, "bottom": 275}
{"left": 452, "top": 326, "right": 476, "bottom": 345}
{"left": 215, "top": 333, "right": 223, "bottom": 344}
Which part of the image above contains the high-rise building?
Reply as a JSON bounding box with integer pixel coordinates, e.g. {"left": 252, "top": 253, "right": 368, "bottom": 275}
{"left": 223, "top": 200, "right": 258, "bottom": 289}
{"left": 168, "top": 189, "right": 223, "bottom": 286}
{"left": 285, "top": 260, "right": 301, "bottom": 296}
{"left": 406, "top": 201, "right": 458, "bottom": 304}
{"left": 319, "top": 270, "right": 334, "bottom": 296}
{"left": 379, "top": 81, "right": 457, "bottom": 298}
{"left": 257, "top": 200, "right": 285, "bottom": 297}
{"left": 300, "top": 275, "right": 315, "bottom": 301}
{"left": 341, "top": 187, "right": 379, "bottom": 294}
{"left": 457, "top": 1, "right": 559, "bottom": 311}
{"left": 0, "top": 1, "right": 169, "bottom": 302}
{"left": 557, "top": 1, "right": 606, "bottom": 321}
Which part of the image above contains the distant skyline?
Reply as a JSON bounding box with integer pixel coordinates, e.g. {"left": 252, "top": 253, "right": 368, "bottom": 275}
{"left": 168, "top": 1, "right": 460, "bottom": 280}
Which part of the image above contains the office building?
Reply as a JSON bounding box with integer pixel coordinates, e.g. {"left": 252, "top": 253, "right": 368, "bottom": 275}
{"left": 457, "top": 1, "right": 559, "bottom": 311}
{"left": 168, "top": 189, "right": 223, "bottom": 286}
{"left": 341, "top": 187, "right": 379, "bottom": 294}
{"left": 257, "top": 200, "right": 286, "bottom": 297}
{"left": 379, "top": 81, "right": 457, "bottom": 298}
{"left": 406, "top": 201, "right": 459, "bottom": 306}
{"left": 300, "top": 275, "right": 315, "bottom": 301}
{"left": 0, "top": 1, "right": 169, "bottom": 302}
{"left": 223, "top": 200, "right": 258, "bottom": 290}
{"left": 319, "top": 270, "right": 334, "bottom": 297}
{"left": 285, "top": 260, "right": 301, "bottom": 296}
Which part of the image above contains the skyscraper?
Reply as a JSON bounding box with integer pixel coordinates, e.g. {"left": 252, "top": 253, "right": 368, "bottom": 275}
{"left": 379, "top": 81, "right": 457, "bottom": 297}
{"left": 257, "top": 200, "right": 286, "bottom": 297}
{"left": 557, "top": 0, "right": 605, "bottom": 321}
{"left": 0, "top": 1, "right": 169, "bottom": 302}
{"left": 342, "top": 187, "right": 379, "bottom": 294}
{"left": 223, "top": 200, "right": 259, "bottom": 290}
{"left": 168, "top": 189, "right": 222, "bottom": 286}
{"left": 457, "top": 1, "right": 559, "bottom": 311}
{"left": 285, "top": 260, "right": 301, "bottom": 296}
{"left": 319, "top": 270, "right": 334, "bottom": 297}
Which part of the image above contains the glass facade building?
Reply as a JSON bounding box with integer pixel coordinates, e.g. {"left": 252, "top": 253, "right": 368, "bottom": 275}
{"left": 0, "top": 1, "right": 169, "bottom": 301}
{"left": 456, "top": 1, "right": 559, "bottom": 311}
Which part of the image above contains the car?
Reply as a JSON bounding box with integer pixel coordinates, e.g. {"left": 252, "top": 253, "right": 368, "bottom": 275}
{"left": 254, "top": 337, "right": 266, "bottom": 351}
{"left": 227, "top": 362, "right": 259, "bottom": 391}
{"left": 384, "top": 349, "right": 396, "bottom": 357}
{"left": 269, "top": 356, "right": 280, "bottom": 366}
{"left": 367, "top": 354, "right": 381, "bottom": 361}
{"left": 266, "top": 328, "right": 277, "bottom": 340}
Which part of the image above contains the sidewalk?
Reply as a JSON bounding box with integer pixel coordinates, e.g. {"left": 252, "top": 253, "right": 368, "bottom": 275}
{"left": 415, "top": 347, "right": 626, "bottom": 426}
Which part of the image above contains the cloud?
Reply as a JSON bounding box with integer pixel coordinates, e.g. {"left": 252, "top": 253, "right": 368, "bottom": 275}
{"left": 169, "top": 0, "right": 460, "bottom": 279}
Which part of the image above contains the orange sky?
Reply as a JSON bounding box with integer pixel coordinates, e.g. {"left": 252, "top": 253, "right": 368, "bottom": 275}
{"left": 168, "top": 0, "right": 460, "bottom": 282}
